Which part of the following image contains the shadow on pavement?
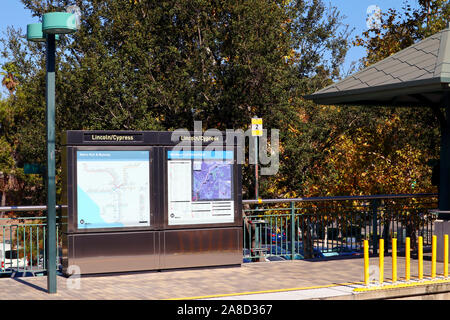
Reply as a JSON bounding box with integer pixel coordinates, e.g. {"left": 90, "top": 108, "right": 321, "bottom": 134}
{"left": 12, "top": 277, "right": 48, "bottom": 294}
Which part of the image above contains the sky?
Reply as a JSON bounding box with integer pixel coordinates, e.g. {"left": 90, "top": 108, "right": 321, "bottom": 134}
{"left": 335, "top": 0, "right": 420, "bottom": 75}
{"left": 0, "top": 0, "right": 421, "bottom": 99}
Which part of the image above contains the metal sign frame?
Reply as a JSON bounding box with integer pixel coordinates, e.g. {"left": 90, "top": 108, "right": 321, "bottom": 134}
{"left": 61, "top": 130, "right": 243, "bottom": 275}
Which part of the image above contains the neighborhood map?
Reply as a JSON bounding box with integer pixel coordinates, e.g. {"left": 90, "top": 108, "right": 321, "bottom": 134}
{"left": 192, "top": 161, "right": 232, "bottom": 201}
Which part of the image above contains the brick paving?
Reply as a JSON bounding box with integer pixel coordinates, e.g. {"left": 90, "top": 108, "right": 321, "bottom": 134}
{"left": 0, "top": 256, "right": 446, "bottom": 300}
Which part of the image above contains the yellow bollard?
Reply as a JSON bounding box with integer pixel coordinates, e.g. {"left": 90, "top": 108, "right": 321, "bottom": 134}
{"left": 405, "top": 237, "right": 410, "bottom": 282}
{"left": 364, "top": 240, "right": 369, "bottom": 286}
{"left": 418, "top": 236, "right": 423, "bottom": 280}
{"left": 379, "top": 238, "right": 384, "bottom": 284}
{"left": 445, "top": 234, "right": 449, "bottom": 278}
{"left": 432, "top": 235, "right": 436, "bottom": 279}
{"left": 392, "top": 238, "right": 397, "bottom": 283}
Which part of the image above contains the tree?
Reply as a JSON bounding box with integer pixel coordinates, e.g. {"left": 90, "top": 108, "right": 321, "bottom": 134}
{"left": 302, "top": 108, "right": 438, "bottom": 197}
{"left": 318, "top": 0, "right": 450, "bottom": 250}
{"left": 0, "top": 96, "right": 45, "bottom": 210}
{"left": 1, "top": 0, "right": 351, "bottom": 202}
{"left": 354, "top": 0, "right": 449, "bottom": 67}
{"left": 319, "top": 0, "right": 450, "bottom": 199}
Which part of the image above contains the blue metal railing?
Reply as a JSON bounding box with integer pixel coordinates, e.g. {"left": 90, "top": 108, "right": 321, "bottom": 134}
{"left": 0, "top": 205, "right": 65, "bottom": 277}
{"left": 0, "top": 194, "right": 439, "bottom": 275}
{"left": 242, "top": 194, "right": 438, "bottom": 262}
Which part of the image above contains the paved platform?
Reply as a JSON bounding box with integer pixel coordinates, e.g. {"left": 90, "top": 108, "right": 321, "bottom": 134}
{"left": 0, "top": 256, "right": 447, "bottom": 300}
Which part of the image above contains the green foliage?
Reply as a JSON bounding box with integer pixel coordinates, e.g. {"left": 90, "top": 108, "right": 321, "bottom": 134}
{"left": 0, "top": 0, "right": 442, "bottom": 213}
{"left": 1, "top": 0, "right": 351, "bottom": 200}
{"left": 282, "top": 0, "right": 448, "bottom": 199}
{"left": 354, "top": 0, "right": 450, "bottom": 67}
{"left": 14, "top": 222, "right": 45, "bottom": 264}
{"left": 302, "top": 108, "right": 439, "bottom": 197}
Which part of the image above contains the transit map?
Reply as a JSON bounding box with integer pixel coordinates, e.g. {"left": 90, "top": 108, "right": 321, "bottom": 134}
{"left": 76, "top": 150, "right": 150, "bottom": 229}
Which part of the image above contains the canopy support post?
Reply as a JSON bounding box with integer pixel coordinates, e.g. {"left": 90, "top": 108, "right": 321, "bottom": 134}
{"left": 439, "top": 92, "right": 450, "bottom": 219}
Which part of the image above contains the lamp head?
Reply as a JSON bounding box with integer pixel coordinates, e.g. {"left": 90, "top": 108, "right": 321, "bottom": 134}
{"left": 27, "top": 23, "right": 46, "bottom": 42}
{"left": 27, "top": 23, "right": 61, "bottom": 42}
{"left": 42, "top": 12, "right": 77, "bottom": 34}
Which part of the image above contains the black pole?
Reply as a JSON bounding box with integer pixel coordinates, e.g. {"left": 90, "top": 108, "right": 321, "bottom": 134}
{"left": 439, "top": 92, "right": 450, "bottom": 220}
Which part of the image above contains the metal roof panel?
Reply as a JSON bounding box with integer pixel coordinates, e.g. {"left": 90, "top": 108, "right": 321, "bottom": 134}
{"left": 306, "top": 27, "right": 450, "bottom": 106}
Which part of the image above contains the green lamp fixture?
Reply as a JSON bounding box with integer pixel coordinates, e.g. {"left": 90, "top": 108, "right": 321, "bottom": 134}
{"left": 26, "top": 23, "right": 60, "bottom": 42}
{"left": 42, "top": 12, "right": 77, "bottom": 34}
{"left": 26, "top": 23, "right": 45, "bottom": 42}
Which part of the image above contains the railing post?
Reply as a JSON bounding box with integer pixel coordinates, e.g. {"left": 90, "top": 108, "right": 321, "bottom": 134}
{"left": 371, "top": 199, "right": 380, "bottom": 255}
{"left": 254, "top": 203, "right": 259, "bottom": 257}
{"left": 254, "top": 222, "right": 260, "bottom": 251}
{"left": 291, "top": 201, "right": 295, "bottom": 260}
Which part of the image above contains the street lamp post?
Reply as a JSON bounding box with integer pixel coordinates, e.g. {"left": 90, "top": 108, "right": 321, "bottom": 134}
{"left": 27, "top": 12, "right": 77, "bottom": 294}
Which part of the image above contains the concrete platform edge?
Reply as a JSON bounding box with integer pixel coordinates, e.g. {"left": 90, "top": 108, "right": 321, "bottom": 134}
{"left": 319, "top": 282, "right": 450, "bottom": 300}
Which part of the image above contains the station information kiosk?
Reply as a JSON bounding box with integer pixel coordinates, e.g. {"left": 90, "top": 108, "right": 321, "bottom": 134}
{"left": 61, "top": 131, "right": 243, "bottom": 275}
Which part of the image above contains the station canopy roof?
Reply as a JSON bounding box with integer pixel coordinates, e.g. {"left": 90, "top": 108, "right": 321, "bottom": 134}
{"left": 304, "top": 27, "right": 450, "bottom": 107}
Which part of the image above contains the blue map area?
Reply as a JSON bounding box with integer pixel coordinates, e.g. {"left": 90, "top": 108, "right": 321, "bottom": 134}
{"left": 192, "top": 161, "right": 232, "bottom": 201}
{"left": 77, "top": 187, "right": 124, "bottom": 229}
{"left": 76, "top": 150, "right": 150, "bottom": 229}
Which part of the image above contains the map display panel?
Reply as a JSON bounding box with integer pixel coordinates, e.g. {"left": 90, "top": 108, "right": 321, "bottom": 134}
{"left": 76, "top": 150, "right": 150, "bottom": 229}
{"left": 192, "top": 161, "right": 232, "bottom": 201}
{"left": 167, "top": 150, "right": 234, "bottom": 225}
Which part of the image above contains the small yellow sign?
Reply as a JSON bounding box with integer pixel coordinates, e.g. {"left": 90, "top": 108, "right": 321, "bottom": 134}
{"left": 251, "top": 118, "right": 263, "bottom": 136}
